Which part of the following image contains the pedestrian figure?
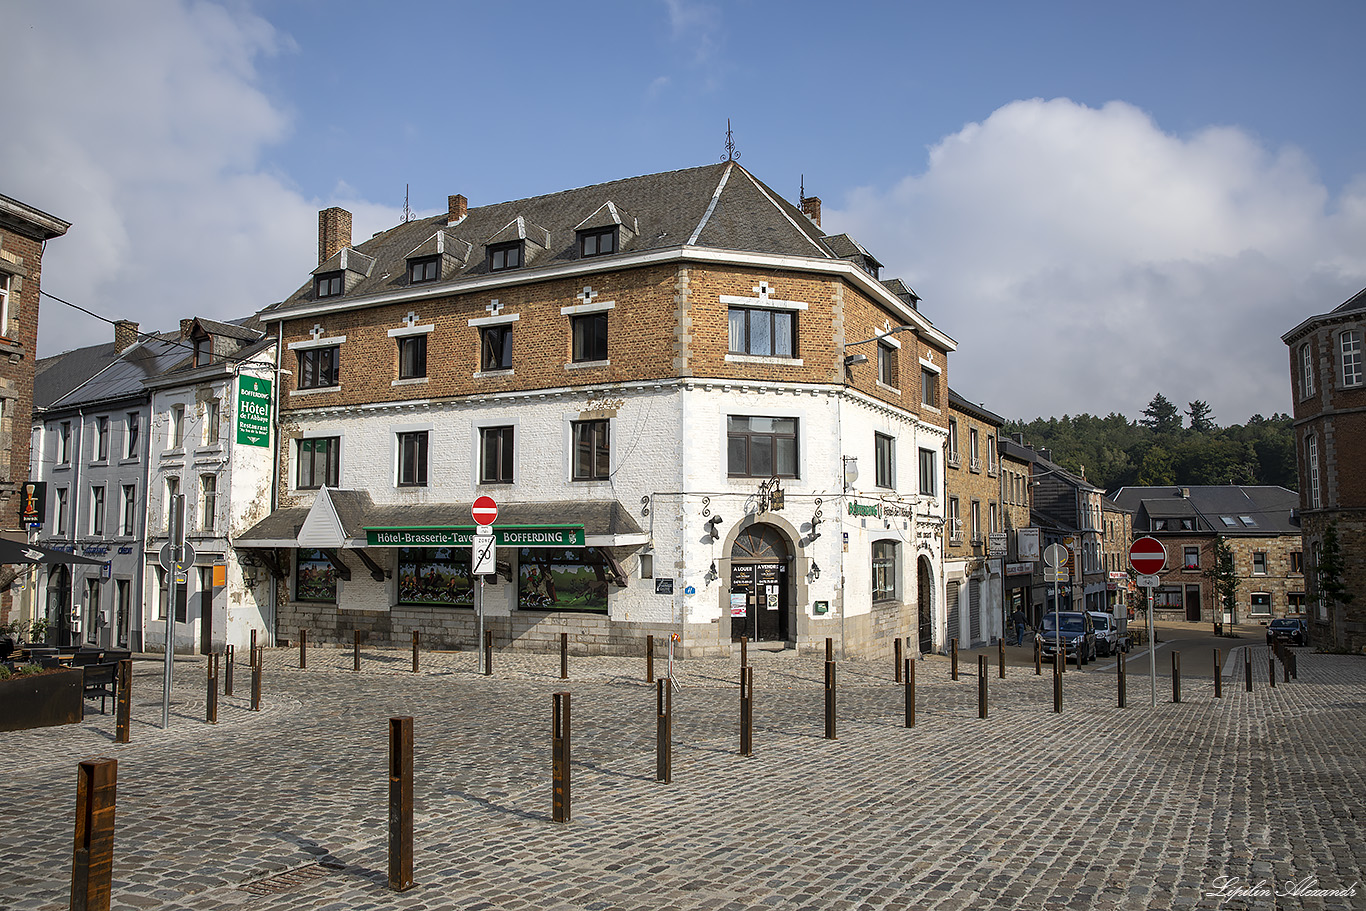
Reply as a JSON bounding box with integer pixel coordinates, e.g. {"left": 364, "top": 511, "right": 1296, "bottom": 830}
{"left": 1011, "top": 607, "right": 1027, "bottom": 646}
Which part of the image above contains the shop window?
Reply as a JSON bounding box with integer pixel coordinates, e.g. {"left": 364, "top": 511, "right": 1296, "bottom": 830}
{"left": 872, "top": 540, "right": 898, "bottom": 601}
{"left": 518, "top": 548, "right": 615, "bottom": 613}
{"left": 397, "top": 547, "right": 473, "bottom": 607}
{"left": 295, "top": 549, "right": 338, "bottom": 603}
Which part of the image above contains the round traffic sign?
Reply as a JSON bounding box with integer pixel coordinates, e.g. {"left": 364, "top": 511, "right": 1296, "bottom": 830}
{"left": 1043, "top": 543, "right": 1069, "bottom": 568}
{"left": 1129, "top": 536, "right": 1166, "bottom": 574}
{"left": 472, "top": 495, "right": 498, "bottom": 526}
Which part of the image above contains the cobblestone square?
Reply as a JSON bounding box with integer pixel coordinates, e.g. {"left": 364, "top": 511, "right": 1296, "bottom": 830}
{"left": 4, "top": 642, "right": 1363, "bottom": 911}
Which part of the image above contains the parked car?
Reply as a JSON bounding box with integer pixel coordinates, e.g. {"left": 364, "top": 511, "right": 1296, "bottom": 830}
{"left": 1087, "top": 611, "right": 1130, "bottom": 657}
{"left": 1038, "top": 611, "right": 1097, "bottom": 664}
{"left": 1266, "top": 617, "right": 1307, "bottom": 646}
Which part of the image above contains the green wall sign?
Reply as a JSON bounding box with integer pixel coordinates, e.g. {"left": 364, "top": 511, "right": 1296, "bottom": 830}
{"left": 365, "top": 525, "right": 586, "bottom": 547}
{"left": 236, "top": 375, "right": 272, "bottom": 447}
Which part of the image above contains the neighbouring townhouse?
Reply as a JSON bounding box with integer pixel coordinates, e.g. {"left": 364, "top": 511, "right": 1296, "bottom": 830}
{"left": 0, "top": 192, "right": 70, "bottom": 630}
{"left": 1099, "top": 497, "right": 1135, "bottom": 616}
{"left": 943, "top": 389, "right": 1005, "bottom": 647}
{"left": 1282, "top": 286, "right": 1366, "bottom": 650}
{"left": 1109, "top": 486, "right": 1303, "bottom": 626}
{"left": 998, "top": 435, "right": 1034, "bottom": 628}
{"left": 238, "top": 162, "right": 958, "bottom": 658}
{"left": 30, "top": 317, "right": 275, "bottom": 652}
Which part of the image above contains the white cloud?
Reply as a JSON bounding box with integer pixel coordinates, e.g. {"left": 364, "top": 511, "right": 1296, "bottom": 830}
{"left": 827, "top": 98, "right": 1366, "bottom": 423}
{"left": 0, "top": 0, "right": 402, "bottom": 357}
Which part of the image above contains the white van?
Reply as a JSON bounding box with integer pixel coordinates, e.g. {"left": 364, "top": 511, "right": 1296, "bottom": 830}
{"left": 1087, "top": 611, "right": 1131, "bottom": 657}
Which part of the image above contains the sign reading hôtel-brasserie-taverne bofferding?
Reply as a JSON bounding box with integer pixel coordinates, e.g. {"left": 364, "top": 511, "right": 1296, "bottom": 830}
{"left": 236, "top": 375, "right": 272, "bottom": 447}
{"left": 364, "top": 526, "right": 586, "bottom": 548}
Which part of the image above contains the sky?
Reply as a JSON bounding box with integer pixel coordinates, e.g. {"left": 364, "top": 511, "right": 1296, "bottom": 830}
{"left": 4, "top": 0, "right": 1365, "bottom": 424}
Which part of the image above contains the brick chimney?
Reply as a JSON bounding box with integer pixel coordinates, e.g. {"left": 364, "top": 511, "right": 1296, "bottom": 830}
{"left": 448, "top": 194, "right": 467, "bottom": 225}
{"left": 318, "top": 207, "right": 353, "bottom": 265}
{"left": 113, "top": 320, "right": 139, "bottom": 354}
{"left": 180, "top": 319, "right": 194, "bottom": 339}
{"left": 801, "top": 195, "right": 822, "bottom": 227}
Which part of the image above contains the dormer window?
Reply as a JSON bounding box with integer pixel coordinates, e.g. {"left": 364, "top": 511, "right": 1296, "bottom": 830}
{"left": 193, "top": 334, "right": 213, "bottom": 367}
{"left": 488, "top": 241, "right": 523, "bottom": 272}
{"left": 579, "top": 227, "right": 617, "bottom": 257}
{"left": 316, "top": 272, "right": 343, "bottom": 298}
{"left": 408, "top": 256, "right": 439, "bottom": 284}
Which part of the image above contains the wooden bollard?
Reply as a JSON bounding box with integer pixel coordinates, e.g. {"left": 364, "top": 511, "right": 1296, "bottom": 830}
{"left": 1034, "top": 639, "right": 1041, "bottom": 676}
{"left": 299, "top": 629, "right": 307, "bottom": 669}
{"left": 741, "top": 635, "right": 748, "bottom": 668}
{"left": 1053, "top": 653, "right": 1062, "bottom": 713}
{"left": 1214, "top": 649, "right": 1223, "bottom": 698}
{"left": 412, "top": 630, "right": 420, "bottom": 674}
{"left": 1290, "top": 651, "right": 1298, "bottom": 680}
{"left": 250, "top": 651, "right": 262, "bottom": 712}
{"left": 224, "top": 644, "right": 234, "bottom": 696}
{"left": 657, "top": 677, "right": 672, "bottom": 781}
{"left": 977, "top": 655, "right": 988, "bottom": 719}
{"left": 1117, "top": 650, "right": 1127, "bottom": 708}
{"left": 951, "top": 637, "right": 959, "bottom": 680}
{"left": 206, "top": 654, "right": 218, "bottom": 724}
{"left": 70, "top": 758, "right": 117, "bottom": 911}
{"left": 1245, "top": 650, "right": 1253, "bottom": 692}
{"left": 1269, "top": 650, "right": 1276, "bottom": 689}
{"left": 353, "top": 630, "right": 362, "bottom": 672}
{"left": 739, "top": 666, "right": 754, "bottom": 756}
{"left": 824, "top": 660, "right": 837, "bottom": 740}
{"left": 250, "top": 629, "right": 257, "bottom": 667}
{"left": 998, "top": 639, "right": 1006, "bottom": 679}
{"left": 483, "top": 629, "right": 493, "bottom": 676}
{"left": 388, "top": 717, "right": 414, "bottom": 891}
{"left": 1283, "top": 654, "right": 1291, "bottom": 684}
{"left": 895, "top": 637, "right": 903, "bottom": 683}
{"left": 552, "top": 693, "right": 571, "bottom": 822}
{"left": 560, "top": 632, "right": 569, "bottom": 680}
{"left": 114, "top": 660, "right": 132, "bottom": 744}
{"left": 904, "top": 658, "right": 915, "bottom": 728}
{"left": 1172, "top": 651, "right": 1181, "bottom": 703}
{"left": 825, "top": 636, "right": 833, "bottom": 662}
{"left": 646, "top": 635, "right": 654, "bottom": 683}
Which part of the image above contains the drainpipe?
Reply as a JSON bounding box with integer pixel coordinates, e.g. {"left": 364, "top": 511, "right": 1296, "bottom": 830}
{"left": 137, "top": 402, "right": 152, "bottom": 653}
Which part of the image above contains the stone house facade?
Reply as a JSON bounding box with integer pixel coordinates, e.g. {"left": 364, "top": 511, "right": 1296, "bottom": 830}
{"left": 239, "top": 163, "right": 958, "bottom": 658}
{"left": 944, "top": 389, "right": 1005, "bottom": 646}
{"left": 1282, "top": 287, "right": 1366, "bottom": 651}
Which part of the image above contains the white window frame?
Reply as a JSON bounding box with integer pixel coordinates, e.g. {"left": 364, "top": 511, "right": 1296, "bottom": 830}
{"left": 1306, "top": 433, "right": 1321, "bottom": 509}
{"left": 1248, "top": 592, "right": 1272, "bottom": 616}
{"left": 1341, "top": 329, "right": 1363, "bottom": 388}
{"left": 0, "top": 273, "right": 10, "bottom": 339}
{"left": 168, "top": 404, "right": 185, "bottom": 450}
{"left": 393, "top": 424, "right": 434, "bottom": 488}
{"left": 122, "top": 485, "right": 137, "bottom": 536}
{"left": 1300, "top": 342, "right": 1315, "bottom": 398}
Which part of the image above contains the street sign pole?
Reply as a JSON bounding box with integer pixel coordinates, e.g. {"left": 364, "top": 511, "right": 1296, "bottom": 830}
{"left": 163, "top": 494, "right": 185, "bottom": 729}
{"left": 470, "top": 499, "right": 498, "bottom": 674}
{"left": 1128, "top": 537, "right": 1167, "bottom": 709}
{"left": 1147, "top": 582, "right": 1157, "bottom": 707}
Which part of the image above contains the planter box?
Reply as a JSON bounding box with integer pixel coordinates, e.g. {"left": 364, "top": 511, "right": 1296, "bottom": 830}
{"left": 0, "top": 668, "right": 84, "bottom": 732}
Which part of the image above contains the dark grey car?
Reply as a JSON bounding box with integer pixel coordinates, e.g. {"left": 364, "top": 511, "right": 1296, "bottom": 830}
{"left": 1037, "top": 611, "right": 1097, "bottom": 663}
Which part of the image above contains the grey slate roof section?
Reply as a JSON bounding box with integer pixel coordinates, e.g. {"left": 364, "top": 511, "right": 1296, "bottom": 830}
{"left": 34, "top": 343, "right": 123, "bottom": 409}
{"left": 1332, "top": 286, "right": 1366, "bottom": 314}
{"left": 1109, "top": 486, "right": 1301, "bottom": 535}
{"left": 195, "top": 317, "right": 263, "bottom": 342}
{"left": 237, "top": 496, "right": 644, "bottom": 545}
{"left": 265, "top": 162, "right": 847, "bottom": 316}
{"left": 39, "top": 332, "right": 190, "bottom": 410}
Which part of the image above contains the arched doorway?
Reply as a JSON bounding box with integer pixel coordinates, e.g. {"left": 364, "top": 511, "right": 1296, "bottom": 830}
{"left": 729, "top": 523, "right": 791, "bottom": 642}
{"left": 46, "top": 565, "right": 71, "bottom": 646}
{"left": 917, "top": 555, "right": 934, "bottom": 653}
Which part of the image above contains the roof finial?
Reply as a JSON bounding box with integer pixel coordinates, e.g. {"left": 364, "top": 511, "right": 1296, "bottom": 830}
{"left": 799, "top": 173, "right": 805, "bottom": 204}
{"left": 403, "top": 183, "right": 413, "bottom": 224}
{"left": 721, "top": 119, "right": 741, "bottom": 163}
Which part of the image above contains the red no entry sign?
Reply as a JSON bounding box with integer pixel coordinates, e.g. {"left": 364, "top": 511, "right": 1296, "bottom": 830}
{"left": 472, "top": 496, "right": 498, "bottom": 526}
{"left": 1129, "top": 536, "right": 1166, "bottom": 574}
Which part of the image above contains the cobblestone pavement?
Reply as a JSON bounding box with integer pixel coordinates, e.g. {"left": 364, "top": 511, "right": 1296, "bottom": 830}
{"left": 4, "top": 641, "right": 1363, "bottom": 911}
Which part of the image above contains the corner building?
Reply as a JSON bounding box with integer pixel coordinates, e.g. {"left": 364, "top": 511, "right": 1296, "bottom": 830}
{"left": 242, "top": 163, "right": 956, "bottom": 657}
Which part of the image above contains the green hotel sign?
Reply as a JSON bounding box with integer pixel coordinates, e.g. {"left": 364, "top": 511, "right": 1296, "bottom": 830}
{"left": 236, "top": 375, "right": 272, "bottom": 447}
{"left": 365, "top": 525, "right": 586, "bottom": 548}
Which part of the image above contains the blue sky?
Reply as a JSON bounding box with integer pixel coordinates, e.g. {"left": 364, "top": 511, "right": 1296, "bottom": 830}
{"left": 4, "top": 0, "right": 1365, "bottom": 424}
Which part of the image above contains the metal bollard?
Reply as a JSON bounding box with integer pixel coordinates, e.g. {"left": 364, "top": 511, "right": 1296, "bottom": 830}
{"left": 1034, "top": 639, "right": 1041, "bottom": 676}
{"left": 1172, "top": 651, "right": 1181, "bottom": 703}
{"left": 206, "top": 655, "right": 218, "bottom": 724}
{"left": 224, "top": 644, "right": 234, "bottom": 696}
{"left": 824, "top": 660, "right": 837, "bottom": 740}
{"left": 1053, "top": 653, "right": 1062, "bottom": 713}
{"left": 646, "top": 635, "right": 655, "bottom": 683}
{"left": 904, "top": 658, "right": 915, "bottom": 728}
{"left": 1117, "top": 651, "right": 1127, "bottom": 708}
{"left": 951, "top": 637, "right": 959, "bottom": 680}
{"left": 552, "top": 693, "right": 571, "bottom": 823}
{"left": 388, "top": 717, "right": 414, "bottom": 891}
{"left": 299, "top": 629, "right": 307, "bottom": 669}
{"left": 1245, "top": 650, "right": 1253, "bottom": 692}
{"left": 739, "top": 666, "right": 754, "bottom": 756}
{"left": 998, "top": 639, "right": 1006, "bottom": 679}
{"left": 657, "top": 678, "right": 673, "bottom": 781}
{"left": 1214, "top": 649, "right": 1223, "bottom": 698}
{"left": 978, "top": 655, "right": 988, "bottom": 719}
{"left": 354, "top": 630, "right": 362, "bottom": 672}
{"left": 250, "top": 629, "right": 257, "bottom": 667}
{"left": 825, "top": 636, "right": 833, "bottom": 663}
{"left": 250, "top": 650, "right": 262, "bottom": 712}
{"left": 483, "top": 629, "right": 493, "bottom": 676}
{"left": 412, "top": 630, "right": 420, "bottom": 674}
{"left": 70, "top": 758, "right": 117, "bottom": 911}
{"left": 895, "top": 637, "right": 903, "bottom": 683}
{"left": 560, "top": 632, "right": 569, "bottom": 680}
{"left": 115, "top": 660, "right": 132, "bottom": 744}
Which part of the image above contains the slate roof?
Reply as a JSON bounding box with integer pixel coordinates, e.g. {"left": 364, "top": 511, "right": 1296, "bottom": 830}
{"left": 266, "top": 162, "right": 875, "bottom": 317}
{"left": 1109, "top": 486, "right": 1301, "bottom": 535}
{"left": 1332, "top": 286, "right": 1366, "bottom": 314}
{"left": 948, "top": 388, "right": 1005, "bottom": 426}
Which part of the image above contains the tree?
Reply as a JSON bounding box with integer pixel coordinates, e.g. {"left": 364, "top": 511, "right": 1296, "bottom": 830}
{"left": 1187, "top": 400, "right": 1215, "bottom": 433}
{"left": 1136, "top": 446, "right": 1175, "bottom": 486}
{"left": 1205, "top": 536, "right": 1239, "bottom": 635}
{"left": 1317, "top": 522, "right": 1355, "bottom": 646}
{"left": 1140, "top": 393, "right": 1183, "bottom": 434}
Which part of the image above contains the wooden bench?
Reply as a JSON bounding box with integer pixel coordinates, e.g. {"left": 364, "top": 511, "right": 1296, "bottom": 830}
{"left": 82, "top": 662, "right": 119, "bottom": 714}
